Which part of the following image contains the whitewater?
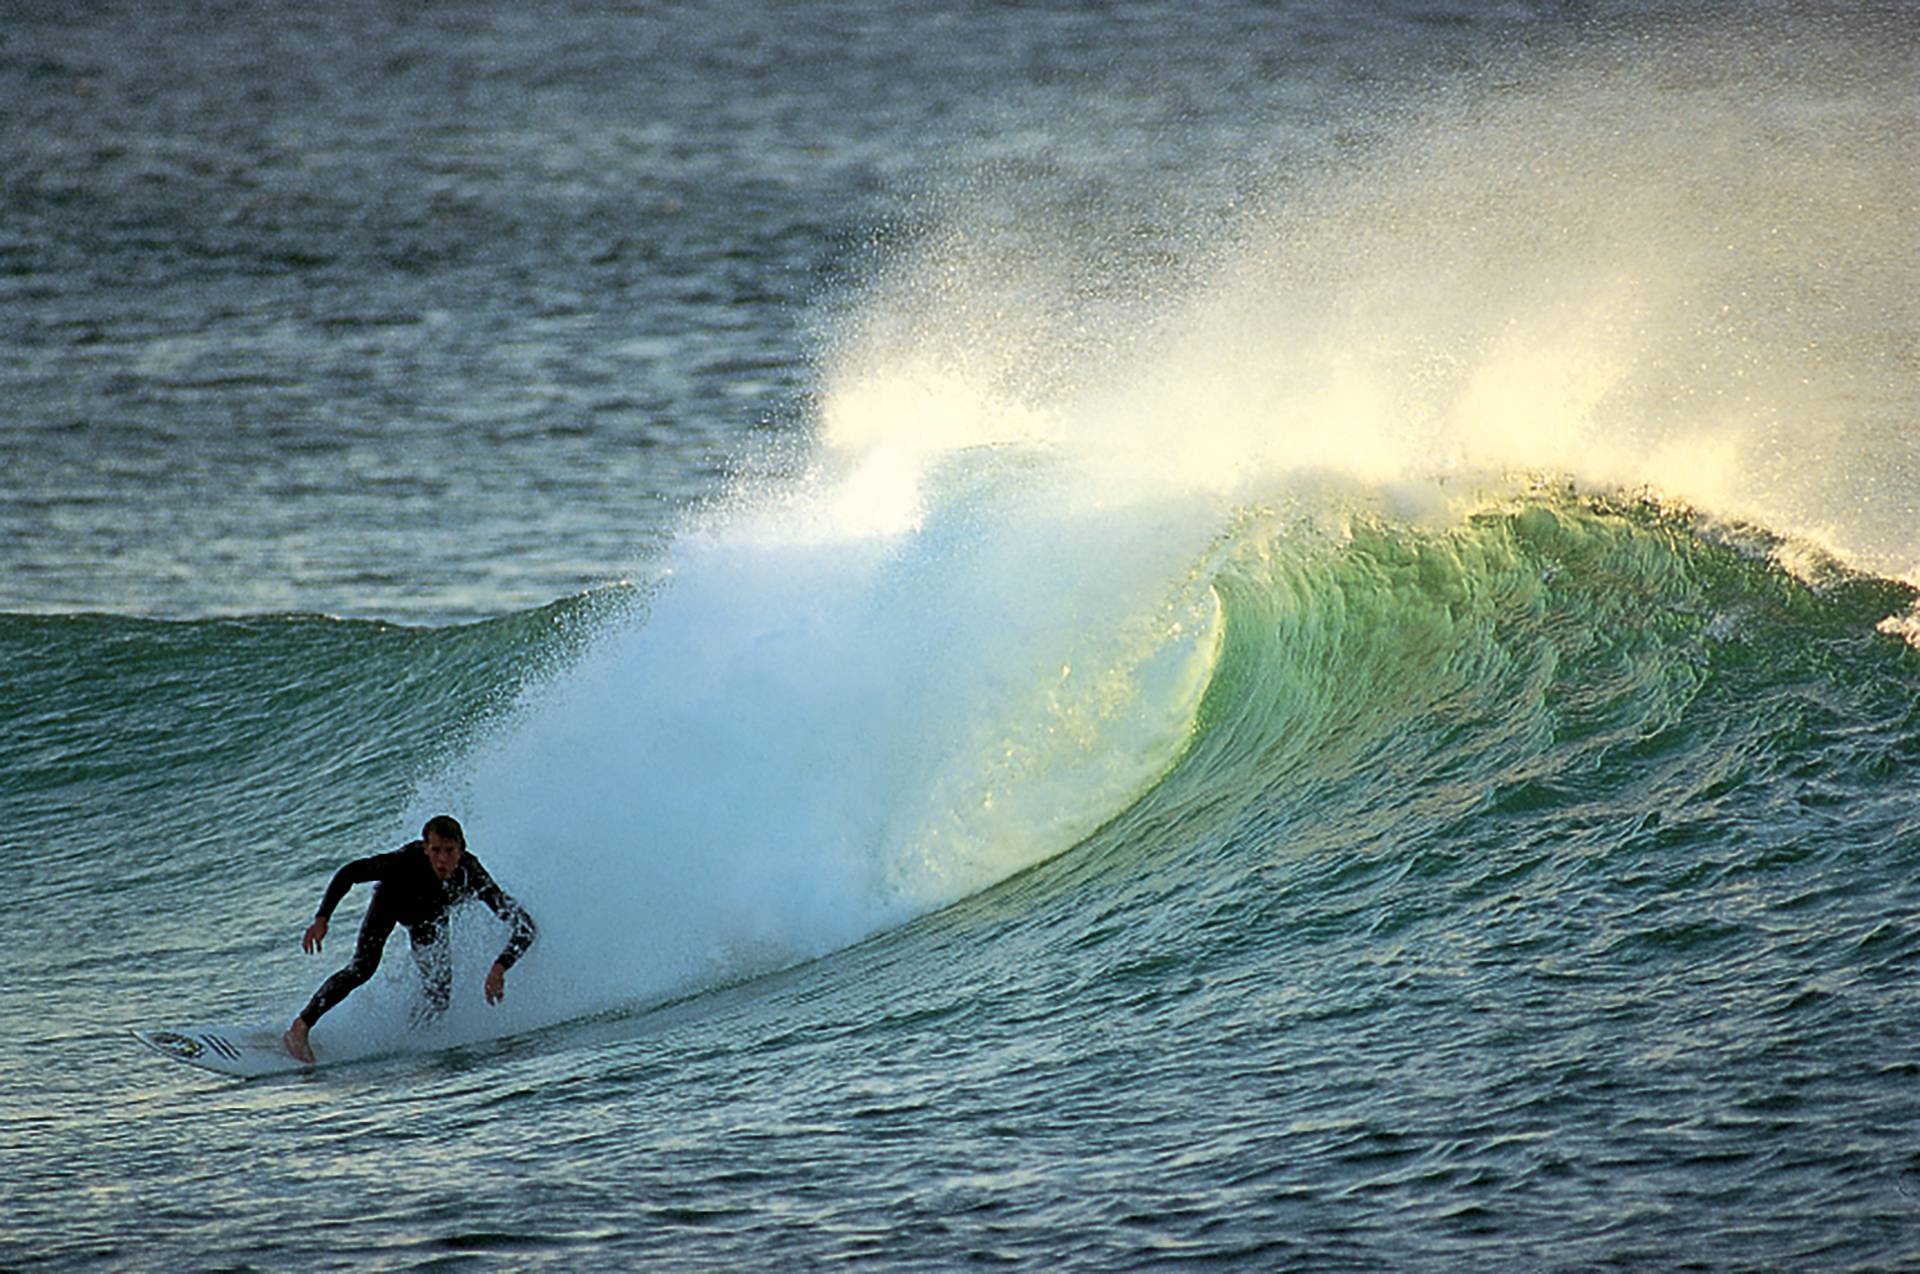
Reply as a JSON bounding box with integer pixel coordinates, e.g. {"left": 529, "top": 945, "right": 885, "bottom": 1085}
{"left": 5, "top": 2, "right": 1919, "bottom": 1269}
{"left": 403, "top": 16, "right": 1920, "bottom": 1041}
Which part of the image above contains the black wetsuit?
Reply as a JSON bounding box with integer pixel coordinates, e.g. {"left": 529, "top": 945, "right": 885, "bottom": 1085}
{"left": 297, "top": 841, "right": 537, "bottom": 1027}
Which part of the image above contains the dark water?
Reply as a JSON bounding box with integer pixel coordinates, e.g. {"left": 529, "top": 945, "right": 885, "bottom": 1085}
{"left": 6, "top": 1, "right": 1920, "bottom": 1270}
{"left": 1, "top": 0, "right": 1428, "bottom": 621}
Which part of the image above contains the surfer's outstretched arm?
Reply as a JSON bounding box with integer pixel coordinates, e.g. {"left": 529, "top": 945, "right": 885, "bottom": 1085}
{"left": 463, "top": 855, "right": 536, "bottom": 1005}
{"left": 298, "top": 850, "right": 407, "bottom": 953}
{"left": 310, "top": 854, "right": 389, "bottom": 922}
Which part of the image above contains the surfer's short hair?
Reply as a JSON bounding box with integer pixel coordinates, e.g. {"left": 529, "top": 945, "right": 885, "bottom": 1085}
{"left": 422, "top": 814, "right": 466, "bottom": 848}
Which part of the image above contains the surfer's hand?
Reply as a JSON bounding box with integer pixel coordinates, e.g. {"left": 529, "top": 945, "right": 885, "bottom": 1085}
{"left": 302, "top": 917, "right": 328, "bottom": 954}
{"left": 484, "top": 962, "right": 507, "bottom": 1005}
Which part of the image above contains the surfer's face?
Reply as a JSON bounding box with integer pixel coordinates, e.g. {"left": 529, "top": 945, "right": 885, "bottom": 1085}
{"left": 423, "top": 831, "right": 463, "bottom": 881}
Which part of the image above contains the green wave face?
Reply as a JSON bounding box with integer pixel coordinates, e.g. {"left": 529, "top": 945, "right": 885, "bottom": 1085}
{"left": 10, "top": 487, "right": 1911, "bottom": 1038}
{"left": 0, "top": 598, "right": 618, "bottom": 922}
{"left": 1085, "top": 493, "right": 1919, "bottom": 912}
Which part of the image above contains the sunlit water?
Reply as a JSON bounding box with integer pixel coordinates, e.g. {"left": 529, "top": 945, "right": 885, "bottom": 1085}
{"left": 6, "top": 1, "right": 1920, "bottom": 1269}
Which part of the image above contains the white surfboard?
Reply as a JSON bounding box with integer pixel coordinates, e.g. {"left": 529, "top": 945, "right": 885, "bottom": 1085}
{"left": 131, "top": 1024, "right": 310, "bottom": 1078}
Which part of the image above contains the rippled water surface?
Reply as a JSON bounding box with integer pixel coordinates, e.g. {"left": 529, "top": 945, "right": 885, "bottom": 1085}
{"left": 6, "top": 1, "right": 1920, "bottom": 1270}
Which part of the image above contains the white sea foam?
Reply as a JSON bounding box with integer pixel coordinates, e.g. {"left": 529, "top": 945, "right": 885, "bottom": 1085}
{"left": 409, "top": 17, "right": 1916, "bottom": 1028}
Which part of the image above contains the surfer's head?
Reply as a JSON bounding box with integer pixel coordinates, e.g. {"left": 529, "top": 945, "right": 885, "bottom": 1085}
{"left": 421, "top": 814, "right": 465, "bottom": 881}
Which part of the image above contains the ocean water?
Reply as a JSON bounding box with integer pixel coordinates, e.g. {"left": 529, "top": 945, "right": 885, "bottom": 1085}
{"left": 5, "top": 0, "right": 1920, "bottom": 1269}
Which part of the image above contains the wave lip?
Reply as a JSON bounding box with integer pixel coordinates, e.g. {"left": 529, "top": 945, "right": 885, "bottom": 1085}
{"left": 429, "top": 436, "right": 1224, "bottom": 1024}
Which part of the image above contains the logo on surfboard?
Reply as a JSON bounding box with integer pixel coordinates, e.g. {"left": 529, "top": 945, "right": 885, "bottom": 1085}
{"left": 143, "top": 1030, "right": 244, "bottom": 1063}
{"left": 145, "top": 1030, "right": 206, "bottom": 1060}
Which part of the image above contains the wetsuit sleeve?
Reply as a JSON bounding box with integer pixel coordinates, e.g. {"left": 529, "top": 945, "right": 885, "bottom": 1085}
{"left": 312, "top": 850, "right": 400, "bottom": 922}
{"left": 464, "top": 856, "right": 537, "bottom": 970}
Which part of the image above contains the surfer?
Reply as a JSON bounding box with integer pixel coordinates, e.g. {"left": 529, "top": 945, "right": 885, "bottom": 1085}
{"left": 282, "top": 815, "right": 536, "bottom": 1064}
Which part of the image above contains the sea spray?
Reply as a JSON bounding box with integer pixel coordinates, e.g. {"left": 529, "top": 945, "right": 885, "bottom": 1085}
{"left": 398, "top": 15, "right": 1914, "bottom": 1031}
{"left": 19, "top": 4, "right": 1920, "bottom": 1266}
{"left": 825, "top": 16, "right": 1918, "bottom": 575}
{"left": 410, "top": 438, "right": 1223, "bottom": 1022}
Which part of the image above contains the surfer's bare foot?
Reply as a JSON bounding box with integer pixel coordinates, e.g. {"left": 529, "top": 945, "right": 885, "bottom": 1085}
{"left": 282, "top": 1019, "right": 315, "bottom": 1064}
